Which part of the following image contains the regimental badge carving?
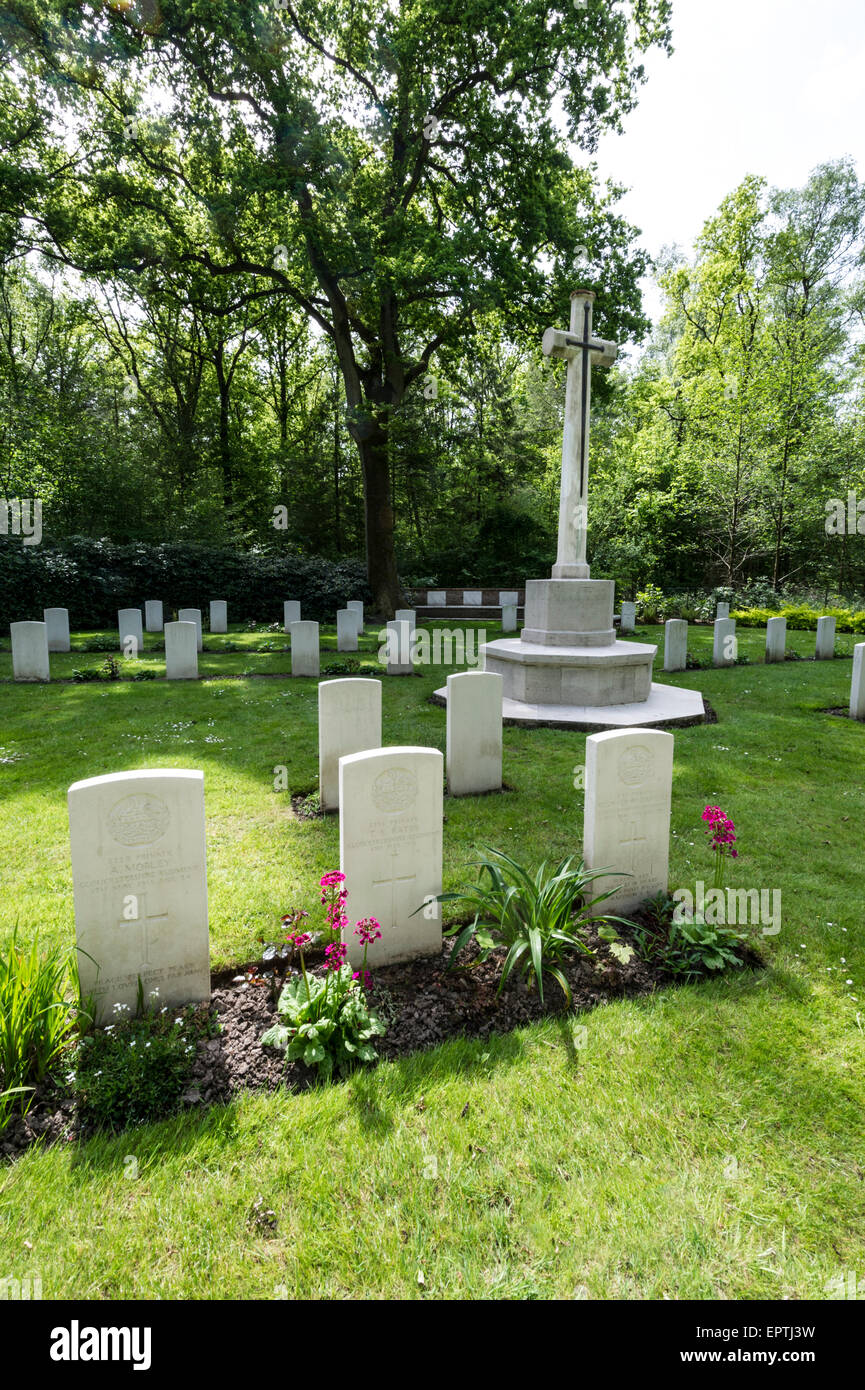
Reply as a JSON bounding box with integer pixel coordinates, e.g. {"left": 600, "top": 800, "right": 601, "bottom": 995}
{"left": 371, "top": 768, "right": 418, "bottom": 813}
{"left": 617, "top": 745, "right": 653, "bottom": 787}
{"left": 106, "top": 794, "right": 171, "bottom": 846}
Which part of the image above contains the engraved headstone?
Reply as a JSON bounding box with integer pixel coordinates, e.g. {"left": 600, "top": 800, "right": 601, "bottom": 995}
{"left": 664, "top": 619, "right": 688, "bottom": 672}
{"left": 118, "top": 608, "right": 144, "bottom": 656}
{"left": 583, "top": 728, "right": 674, "bottom": 914}
{"left": 385, "top": 619, "right": 413, "bottom": 675}
{"left": 713, "top": 617, "right": 737, "bottom": 668}
{"left": 428, "top": 591, "right": 447, "bottom": 607}
{"left": 347, "top": 600, "right": 364, "bottom": 634}
{"left": 337, "top": 609, "right": 358, "bottom": 652}
{"left": 620, "top": 601, "right": 636, "bottom": 633}
{"left": 10, "top": 621, "right": 50, "bottom": 682}
{"left": 290, "top": 620, "right": 319, "bottom": 677}
{"left": 851, "top": 643, "right": 865, "bottom": 720}
{"left": 339, "top": 747, "right": 443, "bottom": 967}
{"left": 395, "top": 608, "right": 416, "bottom": 633}
{"left": 210, "top": 600, "right": 227, "bottom": 634}
{"left": 164, "top": 620, "right": 198, "bottom": 680}
{"left": 462, "top": 590, "right": 483, "bottom": 606}
{"left": 815, "top": 615, "right": 836, "bottom": 660}
{"left": 318, "top": 678, "right": 382, "bottom": 811}
{"left": 145, "top": 601, "right": 163, "bottom": 633}
{"left": 446, "top": 670, "right": 503, "bottom": 796}
{"left": 499, "top": 591, "right": 519, "bottom": 606}
{"left": 68, "top": 769, "right": 210, "bottom": 1023}
{"left": 44, "top": 607, "right": 70, "bottom": 653}
{"left": 766, "top": 616, "right": 786, "bottom": 664}
{"left": 178, "top": 608, "right": 202, "bottom": 652}
{"left": 284, "top": 600, "right": 301, "bottom": 631}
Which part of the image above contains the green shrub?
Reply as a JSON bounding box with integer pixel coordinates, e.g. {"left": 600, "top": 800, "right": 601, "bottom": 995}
{"left": 636, "top": 584, "right": 668, "bottom": 624}
{"left": 262, "top": 964, "right": 385, "bottom": 1082}
{"left": 732, "top": 603, "right": 865, "bottom": 633}
{"left": 0, "top": 929, "right": 85, "bottom": 1130}
{"left": 437, "top": 849, "right": 635, "bottom": 1007}
{"left": 632, "top": 893, "right": 749, "bottom": 979}
{"left": 72, "top": 998, "right": 213, "bottom": 1131}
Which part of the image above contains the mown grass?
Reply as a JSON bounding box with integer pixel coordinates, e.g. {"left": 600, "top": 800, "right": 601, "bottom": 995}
{"left": 0, "top": 619, "right": 863, "bottom": 1298}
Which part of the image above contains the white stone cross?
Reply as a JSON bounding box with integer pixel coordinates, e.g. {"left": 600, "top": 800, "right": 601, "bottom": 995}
{"left": 542, "top": 289, "right": 618, "bottom": 579}
{"left": 617, "top": 820, "right": 648, "bottom": 869}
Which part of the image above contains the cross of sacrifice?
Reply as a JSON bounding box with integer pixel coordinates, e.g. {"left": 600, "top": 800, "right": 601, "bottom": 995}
{"left": 372, "top": 847, "right": 418, "bottom": 926}
{"left": 116, "top": 892, "right": 168, "bottom": 971}
{"left": 542, "top": 289, "right": 618, "bottom": 579}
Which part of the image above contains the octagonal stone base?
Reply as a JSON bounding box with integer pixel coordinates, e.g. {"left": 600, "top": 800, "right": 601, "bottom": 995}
{"left": 482, "top": 636, "right": 657, "bottom": 707}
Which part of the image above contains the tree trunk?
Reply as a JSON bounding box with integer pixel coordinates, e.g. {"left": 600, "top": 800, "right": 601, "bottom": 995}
{"left": 355, "top": 418, "right": 400, "bottom": 618}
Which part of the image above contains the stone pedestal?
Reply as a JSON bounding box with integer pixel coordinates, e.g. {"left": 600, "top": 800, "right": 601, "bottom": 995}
{"left": 443, "top": 577, "right": 704, "bottom": 729}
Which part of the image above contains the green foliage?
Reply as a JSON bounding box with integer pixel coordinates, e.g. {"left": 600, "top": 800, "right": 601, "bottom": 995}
{"left": 262, "top": 966, "right": 385, "bottom": 1083}
{"left": 72, "top": 1000, "right": 213, "bottom": 1132}
{"left": 0, "top": 929, "right": 84, "bottom": 1129}
{"left": 636, "top": 584, "right": 669, "bottom": 623}
{"left": 733, "top": 604, "right": 865, "bottom": 633}
{"left": 439, "top": 849, "right": 634, "bottom": 1007}
{"left": 0, "top": 537, "right": 370, "bottom": 630}
{"left": 632, "top": 894, "right": 749, "bottom": 980}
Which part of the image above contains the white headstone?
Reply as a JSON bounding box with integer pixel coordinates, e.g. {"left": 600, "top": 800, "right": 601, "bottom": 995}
{"left": 144, "top": 600, "right": 163, "bottom": 633}
{"left": 290, "top": 620, "right": 319, "bottom": 677}
{"left": 385, "top": 620, "right": 414, "bottom": 675}
{"left": 815, "top": 615, "right": 836, "bottom": 660}
{"left": 283, "top": 600, "right": 301, "bottom": 631}
{"left": 165, "top": 621, "right": 199, "bottom": 680}
{"left": 462, "top": 590, "right": 483, "bottom": 606}
{"left": 210, "top": 600, "right": 227, "bottom": 634}
{"left": 584, "top": 728, "right": 674, "bottom": 915}
{"left": 428, "top": 591, "right": 447, "bottom": 607}
{"left": 318, "top": 678, "right": 382, "bottom": 811}
{"left": 713, "top": 617, "right": 737, "bottom": 668}
{"left": 118, "top": 608, "right": 144, "bottom": 656}
{"left": 765, "top": 615, "right": 786, "bottom": 664}
{"left": 44, "top": 607, "right": 70, "bottom": 653}
{"left": 68, "top": 769, "right": 210, "bottom": 1024}
{"left": 339, "top": 746, "right": 443, "bottom": 967}
{"left": 716, "top": 601, "right": 731, "bottom": 621}
{"left": 337, "top": 609, "right": 358, "bottom": 652}
{"left": 499, "top": 591, "right": 519, "bottom": 606}
{"left": 10, "top": 621, "right": 50, "bottom": 682}
{"left": 850, "top": 643, "right": 865, "bottom": 721}
{"left": 501, "top": 602, "right": 518, "bottom": 633}
{"left": 178, "top": 608, "right": 203, "bottom": 652}
{"left": 620, "top": 601, "right": 636, "bottom": 633}
{"left": 395, "top": 607, "right": 416, "bottom": 632}
{"left": 446, "top": 670, "right": 503, "bottom": 796}
{"left": 347, "top": 600, "right": 364, "bottom": 634}
{"left": 663, "top": 618, "right": 688, "bottom": 672}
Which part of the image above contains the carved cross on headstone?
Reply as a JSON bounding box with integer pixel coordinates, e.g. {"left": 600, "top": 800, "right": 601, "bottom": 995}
{"left": 618, "top": 821, "right": 648, "bottom": 871}
{"left": 117, "top": 892, "right": 168, "bottom": 971}
{"left": 372, "top": 848, "right": 418, "bottom": 926}
{"left": 542, "top": 289, "right": 618, "bottom": 579}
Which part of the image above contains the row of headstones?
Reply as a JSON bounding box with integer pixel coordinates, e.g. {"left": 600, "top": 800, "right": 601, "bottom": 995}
{"left": 68, "top": 726, "right": 672, "bottom": 1022}
{"left": 662, "top": 615, "right": 842, "bottom": 670}
{"left": 318, "top": 669, "right": 503, "bottom": 809}
{"left": 619, "top": 600, "right": 732, "bottom": 634}
{"left": 425, "top": 590, "right": 521, "bottom": 607}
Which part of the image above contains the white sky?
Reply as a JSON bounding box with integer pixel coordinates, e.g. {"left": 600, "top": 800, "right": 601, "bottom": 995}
{"left": 593, "top": 0, "right": 865, "bottom": 330}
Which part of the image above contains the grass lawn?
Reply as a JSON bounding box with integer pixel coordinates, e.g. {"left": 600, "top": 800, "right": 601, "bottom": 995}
{"left": 0, "top": 620, "right": 863, "bottom": 1298}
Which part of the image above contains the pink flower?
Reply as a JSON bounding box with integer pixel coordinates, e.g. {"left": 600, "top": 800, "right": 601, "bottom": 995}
{"left": 354, "top": 917, "right": 382, "bottom": 947}
{"left": 323, "top": 942, "right": 348, "bottom": 972}
{"left": 352, "top": 969, "right": 373, "bottom": 989}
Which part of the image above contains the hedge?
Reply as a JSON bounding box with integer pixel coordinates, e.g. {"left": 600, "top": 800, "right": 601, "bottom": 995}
{"left": 0, "top": 538, "right": 371, "bottom": 631}
{"left": 732, "top": 604, "right": 865, "bottom": 633}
